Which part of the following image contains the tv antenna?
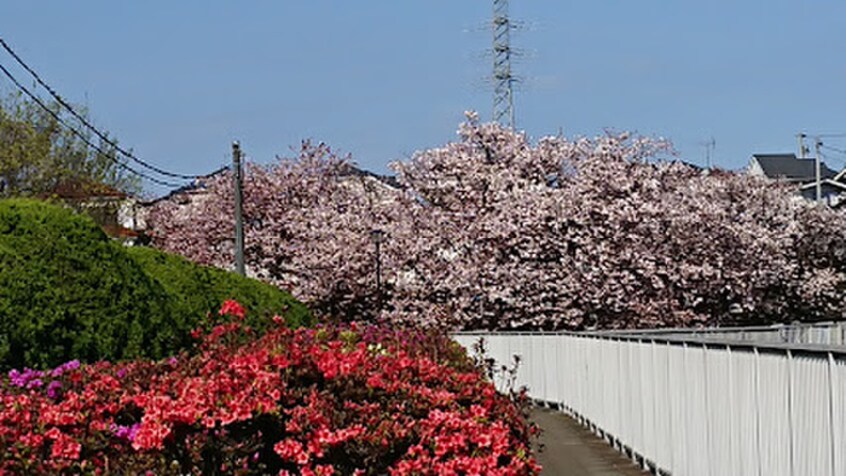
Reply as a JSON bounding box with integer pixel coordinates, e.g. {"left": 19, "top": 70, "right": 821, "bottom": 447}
{"left": 698, "top": 137, "right": 716, "bottom": 169}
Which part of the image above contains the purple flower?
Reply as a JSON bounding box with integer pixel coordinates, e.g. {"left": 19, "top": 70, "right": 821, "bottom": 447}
{"left": 8, "top": 368, "right": 45, "bottom": 388}
{"left": 46, "top": 380, "right": 62, "bottom": 399}
{"left": 112, "top": 423, "right": 141, "bottom": 442}
{"left": 50, "top": 359, "right": 81, "bottom": 377}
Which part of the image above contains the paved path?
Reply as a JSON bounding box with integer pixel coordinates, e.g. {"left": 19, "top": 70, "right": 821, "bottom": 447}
{"left": 531, "top": 407, "right": 648, "bottom": 476}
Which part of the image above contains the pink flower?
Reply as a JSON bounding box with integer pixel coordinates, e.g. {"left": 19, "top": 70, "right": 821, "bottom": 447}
{"left": 219, "top": 299, "right": 246, "bottom": 320}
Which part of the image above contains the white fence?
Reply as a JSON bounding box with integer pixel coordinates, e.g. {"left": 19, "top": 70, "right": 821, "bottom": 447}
{"left": 454, "top": 330, "right": 846, "bottom": 476}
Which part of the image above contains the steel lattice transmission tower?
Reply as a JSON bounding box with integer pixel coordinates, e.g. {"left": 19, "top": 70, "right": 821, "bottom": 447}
{"left": 492, "top": 0, "right": 516, "bottom": 128}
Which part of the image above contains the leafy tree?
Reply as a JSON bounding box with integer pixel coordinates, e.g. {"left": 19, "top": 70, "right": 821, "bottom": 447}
{"left": 0, "top": 92, "right": 139, "bottom": 197}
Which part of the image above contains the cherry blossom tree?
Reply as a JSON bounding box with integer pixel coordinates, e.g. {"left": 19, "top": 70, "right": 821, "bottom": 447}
{"left": 148, "top": 114, "right": 846, "bottom": 330}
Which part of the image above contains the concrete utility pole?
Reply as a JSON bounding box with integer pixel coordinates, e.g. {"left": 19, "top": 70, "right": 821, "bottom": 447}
{"left": 232, "top": 141, "right": 245, "bottom": 275}
{"left": 815, "top": 137, "right": 823, "bottom": 204}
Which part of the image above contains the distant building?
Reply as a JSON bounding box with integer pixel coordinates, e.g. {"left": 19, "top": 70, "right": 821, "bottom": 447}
{"left": 40, "top": 179, "right": 141, "bottom": 243}
{"left": 135, "top": 166, "right": 230, "bottom": 231}
{"left": 336, "top": 164, "right": 401, "bottom": 204}
{"left": 747, "top": 153, "right": 846, "bottom": 207}
{"left": 747, "top": 153, "right": 837, "bottom": 183}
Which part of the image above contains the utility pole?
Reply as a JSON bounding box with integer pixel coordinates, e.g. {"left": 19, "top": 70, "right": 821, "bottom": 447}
{"left": 492, "top": 0, "right": 515, "bottom": 128}
{"left": 370, "top": 229, "right": 385, "bottom": 314}
{"left": 815, "top": 137, "right": 823, "bottom": 204}
{"left": 232, "top": 141, "right": 245, "bottom": 276}
{"left": 797, "top": 133, "right": 809, "bottom": 158}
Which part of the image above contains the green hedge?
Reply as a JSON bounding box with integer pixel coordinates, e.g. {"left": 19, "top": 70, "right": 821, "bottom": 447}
{"left": 126, "top": 246, "right": 311, "bottom": 339}
{"left": 0, "top": 199, "right": 310, "bottom": 370}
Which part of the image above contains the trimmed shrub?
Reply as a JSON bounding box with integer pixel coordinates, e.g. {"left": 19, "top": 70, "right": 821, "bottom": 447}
{"left": 126, "top": 246, "right": 311, "bottom": 341}
{"left": 0, "top": 199, "right": 310, "bottom": 370}
{"left": 0, "top": 199, "right": 174, "bottom": 370}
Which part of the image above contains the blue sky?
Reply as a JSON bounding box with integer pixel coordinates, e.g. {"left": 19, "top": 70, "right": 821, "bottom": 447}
{"left": 2, "top": 1, "right": 846, "bottom": 195}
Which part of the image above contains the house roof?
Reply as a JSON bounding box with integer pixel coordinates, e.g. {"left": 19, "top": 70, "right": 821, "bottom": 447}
{"left": 41, "top": 179, "right": 128, "bottom": 200}
{"left": 752, "top": 154, "right": 838, "bottom": 182}
{"left": 101, "top": 223, "right": 139, "bottom": 238}
{"left": 338, "top": 164, "right": 401, "bottom": 189}
{"left": 143, "top": 166, "right": 230, "bottom": 205}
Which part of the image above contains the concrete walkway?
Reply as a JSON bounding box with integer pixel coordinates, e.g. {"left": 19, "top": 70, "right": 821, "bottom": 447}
{"left": 531, "top": 407, "right": 648, "bottom": 476}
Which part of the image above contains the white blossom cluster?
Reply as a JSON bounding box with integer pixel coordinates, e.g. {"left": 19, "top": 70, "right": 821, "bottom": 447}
{"left": 149, "top": 118, "right": 846, "bottom": 330}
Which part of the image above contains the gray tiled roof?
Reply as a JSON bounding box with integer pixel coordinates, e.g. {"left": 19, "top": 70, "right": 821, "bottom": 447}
{"left": 753, "top": 154, "right": 838, "bottom": 181}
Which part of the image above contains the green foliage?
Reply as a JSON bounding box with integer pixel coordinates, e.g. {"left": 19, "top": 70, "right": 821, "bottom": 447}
{"left": 0, "top": 199, "right": 310, "bottom": 370}
{"left": 0, "top": 199, "right": 172, "bottom": 370}
{"left": 0, "top": 92, "right": 139, "bottom": 197}
{"left": 126, "top": 246, "right": 312, "bottom": 338}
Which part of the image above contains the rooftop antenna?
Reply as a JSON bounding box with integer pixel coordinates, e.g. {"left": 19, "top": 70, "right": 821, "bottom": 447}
{"left": 492, "top": 0, "right": 516, "bottom": 129}
{"left": 797, "top": 132, "right": 810, "bottom": 159}
{"left": 698, "top": 137, "right": 716, "bottom": 169}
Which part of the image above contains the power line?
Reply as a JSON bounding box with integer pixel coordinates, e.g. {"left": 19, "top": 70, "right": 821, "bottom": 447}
{"left": 0, "top": 60, "right": 184, "bottom": 188}
{"left": 821, "top": 144, "right": 846, "bottom": 156}
{"left": 0, "top": 38, "right": 201, "bottom": 180}
{"left": 819, "top": 152, "right": 846, "bottom": 170}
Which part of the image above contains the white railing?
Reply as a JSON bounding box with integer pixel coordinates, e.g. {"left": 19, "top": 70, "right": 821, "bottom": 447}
{"left": 605, "top": 321, "right": 846, "bottom": 347}
{"left": 454, "top": 330, "right": 846, "bottom": 476}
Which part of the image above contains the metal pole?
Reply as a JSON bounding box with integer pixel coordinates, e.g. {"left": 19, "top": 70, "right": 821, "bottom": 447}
{"left": 376, "top": 239, "right": 382, "bottom": 311}
{"left": 815, "top": 138, "right": 822, "bottom": 204}
{"left": 232, "top": 141, "right": 245, "bottom": 276}
{"left": 370, "top": 229, "right": 385, "bottom": 314}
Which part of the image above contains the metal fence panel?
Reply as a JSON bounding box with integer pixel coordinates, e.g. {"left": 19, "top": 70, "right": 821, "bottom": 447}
{"left": 747, "top": 351, "right": 792, "bottom": 476}
{"left": 704, "top": 346, "right": 733, "bottom": 476}
{"left": 684, "top": 344, "right": 710, "bottom": 476}
{"left": 651, "top": 341, "right": 674, "bottom": 471}
{"left": 729, "top": 348, "right": 760, "bottom": 476}
{"left": 640, "top": 341, "right": 657, "bottom": 462}
{"left": 667, "top": 344, "right": 688, "bottom": 475}
{"left": 791, "top": 353, "right": 832, "bottom": 476}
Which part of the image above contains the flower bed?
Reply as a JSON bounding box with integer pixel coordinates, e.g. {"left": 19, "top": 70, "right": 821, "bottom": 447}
{"left": 0, "top": 301, "right": 539, "bottom": 475}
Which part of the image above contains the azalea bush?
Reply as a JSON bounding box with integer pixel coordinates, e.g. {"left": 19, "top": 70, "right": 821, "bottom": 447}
{"left": 0, "top": 301, "right": 540, "bottom": 475}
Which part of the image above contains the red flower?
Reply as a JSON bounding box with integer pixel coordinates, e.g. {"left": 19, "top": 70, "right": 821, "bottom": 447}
{"left": 219, "top": 299, "right": 246, "bottom": 320}
{"left": 274, "top": 439, "right": 310, "bottom": 465}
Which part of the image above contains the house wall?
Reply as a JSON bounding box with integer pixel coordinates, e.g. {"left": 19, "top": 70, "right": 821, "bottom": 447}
{"left": 746, "top": 158, "right": 766, "bottom": 177}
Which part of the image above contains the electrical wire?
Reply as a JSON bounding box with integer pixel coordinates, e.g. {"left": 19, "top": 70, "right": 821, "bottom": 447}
{"left": 0, "top": 60, "right": 185, "bottom": 188}
{"left": 0, "top": 38, "right": 202, "bottom": 180}
{"left": 821, "top": 144, "right": 846, "bottom": 156}
{"left": 818, "top": 152, "right": 846, "bottom": 169}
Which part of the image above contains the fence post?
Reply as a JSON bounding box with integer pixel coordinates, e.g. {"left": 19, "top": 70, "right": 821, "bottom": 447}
{"left": 754, "top": 347, "right": 763, "bottom": 476}
{"left": 828, "top": 352, "right": 839, "bottom": 476}
{"left": 703, "top": 344, "right": 713, "bottom": 476}
{"left": 787, "top": 349, "right": 795, "bottom": 476}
